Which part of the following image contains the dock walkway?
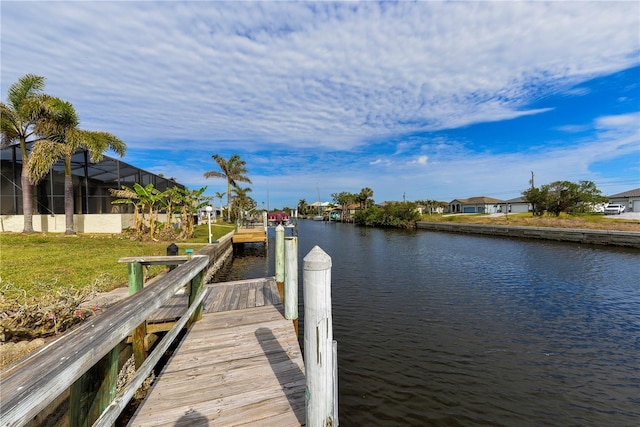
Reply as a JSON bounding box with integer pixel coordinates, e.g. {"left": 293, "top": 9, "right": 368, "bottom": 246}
{"left": 127, "top": 278, "right": 305, "bottom": 426}
{"left": 232, "top": 226, "right": 268, "bottom": 244}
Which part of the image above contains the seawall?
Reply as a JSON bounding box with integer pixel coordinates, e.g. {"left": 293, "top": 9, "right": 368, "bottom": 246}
{"left": 196, "top": 231, "right": 235, "bottom": 282}
{"left": 415, "top": 222, "right": 640, "bottom": 249}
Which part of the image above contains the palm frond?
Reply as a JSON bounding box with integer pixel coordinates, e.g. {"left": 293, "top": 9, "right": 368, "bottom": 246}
{"left": 109, "top": 187, "right": 139, "bottom": 200}
{"left": 204, "top": 171, "right": 225, "bottom": 179}
{"left": 27, "top": 140, "right": 67, "bottom": 183}
{"left": 7, "top": 74, "right": 45, "bottom": 110}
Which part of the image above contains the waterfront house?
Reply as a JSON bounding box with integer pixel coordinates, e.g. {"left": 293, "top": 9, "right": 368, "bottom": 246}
{"left": 500, "top": 196, "right": 531, "bottom": 214}
{"left": 607, "top": 188, "right": 640, "bottom": 212}
{"left": 449, "top": 196, "right": 505, "bottom": 214}
{"left": 0, "top": 142, "right": 185, "bottom": 233}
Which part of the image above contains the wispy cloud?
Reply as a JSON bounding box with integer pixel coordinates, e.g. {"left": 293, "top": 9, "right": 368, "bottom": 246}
{"left": 2, "top": 1, "right": 638, "bottom": 205}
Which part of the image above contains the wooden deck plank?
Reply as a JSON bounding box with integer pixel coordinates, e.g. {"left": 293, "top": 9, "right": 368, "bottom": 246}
{"left": 255, "top": 282, "right": 265, "bottom": 307}
{"left": 127, "top": 303, "right": 304, "bottom": 427}
{"left": 247, "top": 285, "right": 256, "bottom": 308}
{"left": 227, "top": 284, "right": 242, "bottom": 311}
{"left": 237, "top": 283, "right": 250, "bottom": 310}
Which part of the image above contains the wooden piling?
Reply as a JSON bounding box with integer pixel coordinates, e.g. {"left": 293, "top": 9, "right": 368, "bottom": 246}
{"left": 69, "top": 343, "right": 122, "bottom": 427}
{"left": 127, "top": 262, "right": 147, "bottom": 368}
{"left": 284, "top": 236, "right": 299, "bottom": 336}
{"left": 303, "top": 245, "right": 336, "bottom": 427}
{"left": 275, "top": 224, "right": 285, "bottom": 301}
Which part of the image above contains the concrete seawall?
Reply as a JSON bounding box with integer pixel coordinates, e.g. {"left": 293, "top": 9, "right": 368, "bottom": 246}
{"left": 196, "top": 231, "right": 235, "bottom": 282}
{"left": 415, "top": 222, "right": 640, "bottom": 249}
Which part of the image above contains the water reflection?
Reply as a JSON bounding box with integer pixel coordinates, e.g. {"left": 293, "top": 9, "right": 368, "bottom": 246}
{"left": 218, "top": 220, "right": 640, "bottom": 426}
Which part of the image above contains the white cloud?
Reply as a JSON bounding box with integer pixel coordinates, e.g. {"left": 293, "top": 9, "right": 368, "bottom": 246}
{"left": 409, "top": 155, "right": 429, "bottom": 166}
{"left": 2, "top": 1, "right": 638, "bottom": 206}
{"left": 3, "top": 1, "right": 638, "bottom": 150}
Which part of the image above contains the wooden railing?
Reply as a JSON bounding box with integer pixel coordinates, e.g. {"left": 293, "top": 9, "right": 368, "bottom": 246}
{"left": 0, "top": 254, "right": 210, "bottom": 427}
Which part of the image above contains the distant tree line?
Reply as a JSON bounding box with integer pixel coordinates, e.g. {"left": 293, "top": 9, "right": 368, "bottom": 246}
{"left": 353, "top": 201, "right": 420, "bottom": 228}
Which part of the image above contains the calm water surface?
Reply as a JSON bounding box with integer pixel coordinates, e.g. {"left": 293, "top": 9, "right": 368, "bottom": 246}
{"left": 214, "top": 220, "right": 640, "bottom": 426}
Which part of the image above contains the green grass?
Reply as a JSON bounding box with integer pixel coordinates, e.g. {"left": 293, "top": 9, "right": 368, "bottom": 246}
{"left": 0, "top": 223, "right": 235, "bottom": 300}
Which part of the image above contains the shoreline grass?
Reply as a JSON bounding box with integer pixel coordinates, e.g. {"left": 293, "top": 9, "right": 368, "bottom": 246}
{"left": 0, "top": 223, "right": 235, "bottom": 300}
{"left": 419, "top": 212, "right": 640, "bottom": 232}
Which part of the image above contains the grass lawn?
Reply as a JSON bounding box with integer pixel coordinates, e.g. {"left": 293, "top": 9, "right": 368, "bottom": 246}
{"left": 0, "top": 223, "right": 235, "bottom": 301}
{"left": 420, "top": 212, "right": 640, "bottom": 232}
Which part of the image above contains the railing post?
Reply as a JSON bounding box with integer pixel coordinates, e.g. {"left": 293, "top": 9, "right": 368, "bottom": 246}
{"left": 127, "top": 262, "right": 144, "bottom": 295}
{"left": 69, "top": 342, "right": 123, "bottom": 427}
{"left": 284, "top": 236, "right": 299, "bottom": 336}
{"left": 188, "top": 269, "right": 204, "bottom": 325}
{"left": 304, "top": 246, "right": 336, "bottom": 427}
{"left": 275, "top": 224, "right": 285, "bottom": 302}
{"left": 127, "top": 262, "right": 147, "bottom": 369}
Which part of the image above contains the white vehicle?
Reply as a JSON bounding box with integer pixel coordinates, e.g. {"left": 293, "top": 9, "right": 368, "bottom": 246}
{"left": 604, "top": 203, "right": 626, "bottom": 215}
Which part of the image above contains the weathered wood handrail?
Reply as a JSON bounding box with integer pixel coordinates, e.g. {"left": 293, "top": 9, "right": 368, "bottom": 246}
{"left": 117, "top": 255, "right": 192, "bottom": 266}
{"left": 0, "top": 255, "right": 209, "bottom": 427}
{"left": 93, "top": 285, "right": 210, "bottom": 426}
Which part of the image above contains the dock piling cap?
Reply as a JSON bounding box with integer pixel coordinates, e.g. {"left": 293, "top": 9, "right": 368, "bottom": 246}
{"left": 303, "top": 245, "right": 332, "bottom": 270}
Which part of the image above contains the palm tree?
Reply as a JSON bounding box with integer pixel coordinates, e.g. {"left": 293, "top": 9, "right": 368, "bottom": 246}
{"left": 0, "top": 74, "right": 51, "bottom": 233}
{"left": 298, "top": 199, "right": 308, "bottom": 216}
{"left": 232, "top": 185, "right": 255, "bottom": 223}
{"left": 214, "top": 191, "right": 226, "bottom": 222}
{"left": 28, "top": 98, "right": 126, "bottom": 234}
{"left": 204, "top": 154, "right": 251, "bottom": 220}
{"left": 358, "top": 187, "right": 374, "bottom": 209}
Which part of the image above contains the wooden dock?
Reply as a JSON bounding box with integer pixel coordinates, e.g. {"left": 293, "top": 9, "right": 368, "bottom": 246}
{"left": 127, "top": 278, "right": 305, "bottom": 426}
{"left": 232, "top": 226, "right": 268, "bottom": 244}
{"left": 1, "top": 242, "right": 339, "bottom": 427}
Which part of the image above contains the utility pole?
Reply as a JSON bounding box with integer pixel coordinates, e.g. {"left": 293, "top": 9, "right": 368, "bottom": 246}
{"left": 530, "top": 171, "right": 535, "bottom": 189}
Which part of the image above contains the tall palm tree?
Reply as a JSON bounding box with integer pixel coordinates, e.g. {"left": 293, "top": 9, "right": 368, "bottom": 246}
{"left": 28, "top": 98, "right": 126, "bottom": 234}
{"left": 204, "top": 154, "right": 251, "bottom": 219}
{"left": 214, "top": 191, "right": 226, "bottom": 221}
{"left": 0, "top": 74, "right": 51, "bottom": 233}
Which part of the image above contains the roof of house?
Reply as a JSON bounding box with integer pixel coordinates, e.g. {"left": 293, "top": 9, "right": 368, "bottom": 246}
{"left": 607, "top": 188, "right": 640, "bottom": 198}
{"left": 505, "top": 196, "right": 527, "bottom": 203}
{"left": 450, "top": 196, "right": 505, "bottom": 204}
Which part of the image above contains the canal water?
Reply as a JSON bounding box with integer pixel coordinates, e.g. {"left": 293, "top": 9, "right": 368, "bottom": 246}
{"left": 213, "top": 220, "right": 640, "bottom": 426}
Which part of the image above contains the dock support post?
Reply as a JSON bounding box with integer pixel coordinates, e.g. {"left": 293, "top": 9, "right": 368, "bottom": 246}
{"left": 69, "top": 342, "right": 122, "bottom": 427}
{"left": 127, "top": 262, "right": 147, "bottom": 368}
{"left": 284, "top": 236, "right": 299, "bottom": 336}
{"left": 188, "top": 270, "right": 204, "bottom": 324}
{"left": 303, "top": 246, "right": 337, "bottom": 427}
{"left": 275, "top": 224, "right": 285, "bottom": 302}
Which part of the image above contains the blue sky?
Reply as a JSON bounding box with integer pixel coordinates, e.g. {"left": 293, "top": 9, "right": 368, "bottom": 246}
{"left": 2, "top": 1, "right": 639, "bottom": 209}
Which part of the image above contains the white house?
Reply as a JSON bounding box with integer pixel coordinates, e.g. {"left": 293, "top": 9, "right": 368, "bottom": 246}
{"left": 607, "top": 188, "right": 640, "bottom": 212}
{"left": 449, "top": 196, "right": 505, "bottom": 214}
{"left": 501, "top": 196, "right": 531, "bottom": 214}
